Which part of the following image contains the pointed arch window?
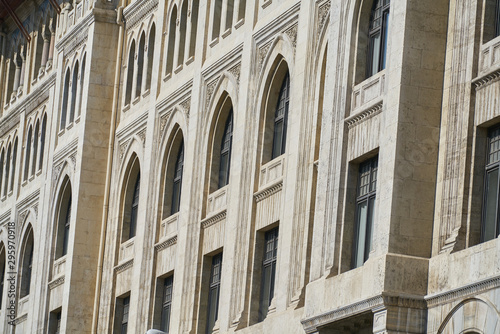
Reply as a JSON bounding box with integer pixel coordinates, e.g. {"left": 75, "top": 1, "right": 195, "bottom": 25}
{"left": 271, "top": 72, "right": 290, "bottom": 160}
{"left": 3, "top": 145, "right": 10, "bottom": 196}
{"left": 56, "top": 180, "right": 72, "bottom": 258}
{"left": 123, "top": 157, "right": 141, "bottom": 242}
{"left": 61, "top": 69, "right": 70, "bottom": 130}
{"left": 178, "top": 2, "right": 188, "bottom": 66}
{"left": 136, "top": 33, "right": 145, "bottom": 98}
{"left": 366, "top": 0, "right": 390, "bottom": 78}
{"left": 32, "top": 122, "right": 39, "bottom": 177}
{"left": 0, "top": 245, "right": 5, "bottom": 309}
{"left": 125, "top": 41, "right": 135, "bottom": 106}
{"left": 219, "top": 110, "right": 233, "bottom": 188}
{"left": 146, "top": 25, "right": 155, "bottom": 91}
{"left": 10, "top": 138, "right": 17, "bottom": 193}
{"left": 24, "top": 127, "right": 32, "bottom": 181}
{"left": 20, "top": 229, "right": 34, "bottom": 298}
{"left": 166, "top": 6, "right": 177, "bottom": 75}
{"left": 171, "top": 141, "right": 184, "bottom": 215}
{"left": 39, "top": 114, "right": 47, "bottom": 171}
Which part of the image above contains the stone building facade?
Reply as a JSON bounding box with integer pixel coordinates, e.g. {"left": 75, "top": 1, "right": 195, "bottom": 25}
{"left": 0, "top": 0, "right": 498, "bottom": 333}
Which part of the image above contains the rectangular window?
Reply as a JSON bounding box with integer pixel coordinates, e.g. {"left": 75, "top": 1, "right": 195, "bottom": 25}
{"left": 259, "top": 227, "right": 278, "bottom": 322}
{"left": 482, "top": 127, "right": 500, "bottom": 242}
{"left": 114, "top": 295, "right": 130, "bottom": 334}
{"left": 206, "top": 253, "right": 222, "bottom": 334}
{"left": 48, "top": 309, "right": 62, "bottom": 334}
{"left": 161, "top": 276, "right": 173, "bottom": 333}
{"left": 352, "top": 156, "right": 378, "bottom": 269}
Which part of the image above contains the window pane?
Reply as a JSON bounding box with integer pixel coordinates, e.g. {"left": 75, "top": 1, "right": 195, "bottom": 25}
{"left": 272, "top": 120, "right": 283, "bottom": 159}
{"left": 259, "top": 264, "right": 272, "bottom": 321}
{"left": 381, "top": 11, "right": 389, "bottom": 70}
{"left": 483, "top": 168, "right": 499, "bottom": 242}
{"left": 219, "top": 152, "right": 229, "bottom": 188}
{"left": 365, "top": 196, "right": 376, "bottom": 260}
{"left": 370, "top": 33, "right": 381, "bottom": 77}
{"left": 171, "top": 180, "right": 181, "bottom": 215}
{"left": 354, "top": 200, "right": 368, "bottom": 268}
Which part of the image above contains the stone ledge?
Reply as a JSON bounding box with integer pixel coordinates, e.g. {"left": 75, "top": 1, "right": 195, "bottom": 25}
{"left": 155, "top": 235, "right": 178, "bottom": 252}
{"left": 426, "top": 275, "right": 500, "bottom": 307}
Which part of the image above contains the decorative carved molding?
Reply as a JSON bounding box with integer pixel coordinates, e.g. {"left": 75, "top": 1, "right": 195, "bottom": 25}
{"left": 301, "top": 294, "right": 426, "bottom": 334}
{"left": 115, "top": 259, "right": 134, "bottom": 274}
{"left": 56, "top": 12, "right": 91, "bottom": 57}
{"left": 317, "top": 1, "right": 331, "bottom": 41}
{"left": 119, "top": 139, "right": 131, "bottom": 164}
{"left": 123, "top": 0, "right": 159, "bottom": 30}
{"left": 13, "top": 313, "right": 28, "bottom": 325}
{"left": 137, "top": 128, "right": 147, "bottom": 147}
{"left": 159, "top": 111, "right": 172, "bottom": 135}
{"left": 473, "top": 68, "right": 500, "bottom": 90}
{"left": 284, "top": 23, "right": 298, "bottom": 51}
{"left": 180, "top": 97, "right": 191, "bottom": 115}
{"left": 254, "top": 181, "right": 283, "bottom": 203}
{"left": 228, "top": 63, "right": 241, "bottom": 85}
{"left": 52, "top": 162, "right": 64, "bottom": 189}
{"left": 48, "top": 276, "right": 65, "bottom": 290}
{"left": 155, "top": 235, "right": 178, "bottom": 252}
{"left": 426, "top": 275, "right": 500, "bottom": 307}
{"left": 345, "top": 102, "right": 383, "bottom": 129}
{"left": 205, "top": 79, "right": 219, "bottom": 112}
{"left": 201, "top": 210, "right": 227, "bottom": 229}
{"left": 69, "top": 151, "right": 77, "bottom": 171}
{"left": 257, "top": 41, "right": 273, "bottom": 74}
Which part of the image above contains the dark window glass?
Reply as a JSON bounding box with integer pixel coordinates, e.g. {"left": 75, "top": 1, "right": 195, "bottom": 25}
{"left": 218, "top": 111, "right": 233, "bottom": 188}
{"left": 352, "top": 157, "right": 378, "bottom": 268}
{"left": 62, "top": 196, "right": 72, "bottom": 256}
{"left": 496, "top": 0, "right": 500, "bottom": 38}
{"left": 161, "top": 276, "right": 174, "bottom": 333}
{"left": 55, "top": 312, "right": 61, "bottom": 334}
{"left": 206, "top": 253, "right": 222, "bottom": 334}
{"left": 171, "top": 142, "right": 184, "bottom": 215}
{"left": 482, "top": 127, "right": 500, "bottom": 242}
{"left": 121, "top": 296, "right": 130, "bottom": 334}
{"left": 130, "top": 173, "right": 140, "bottom": 239}
{"left": 0, "top": 251, "right": 4, "bottom": 309}
{"left": 259, "top": 227, "right": 278, "bottom": 321}
{"left": 271, "top": 72, "right": 290, "bottom": 160}
{"left": 367, "top": 0, "right": 390, "bottom": 78}
{"left": 21, "top": 234, "right": 33, "bottom": 298}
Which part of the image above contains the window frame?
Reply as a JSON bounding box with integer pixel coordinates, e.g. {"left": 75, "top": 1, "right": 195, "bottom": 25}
{"left": 218, "top": 110, "right": 233, "bottom": 189}
{"left": 366, "top": 0, "right": 390, "bottom": 78}
{"left": 258, "top": 227, "right": 278, "bottom": 322}
{"left": 351, "top": 156, "right": 378, "bottom": 269}
{"left": 160, "top": 275, "right": 174, "bottom": 333}
{"left": 271, "top": 72, "right": 290, "bottom": 160}
{"left": 481, "top": 126, "right": 500, "bottom": 242}
{"left": 206, "top": 253, "right": 222, "bottom": 334}
{"left": 171, "top": 141, "right": 184, "bottom": 215}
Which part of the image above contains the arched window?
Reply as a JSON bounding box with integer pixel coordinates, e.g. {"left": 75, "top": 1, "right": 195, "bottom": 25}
{"left": 9, "top": 138, "right": 17, "bottom": 193}
{"left": 60, "top": 69, "right": 70, "bottom": 130}
{"left": 3, "top": 144, "right": 10, "bottom": 196}
{"left": 146, "top": 25, "right": 155, "bottom": 91}
{"left": 32, "top": 121, "right": 39, "bottom": 177}
{"left": 5, "top": 58, "right": 16, "bottom": 103}
{"left": 136, "top": 33, "right": 145, "bottom": 98}
{"left": 33, "top": 24, "right": 44, "bottom": 78}
{"left": 366, "top": 0, "right": 390, "bottom": 78}
{"left": 171, "top": 140, "right": 184, "bottom": 215}
{"left": 237, "top": 0, "right": 246, "bottom": 22}
{"left": 166, "top": 6, "right": 177, "bottom": 75}
{"left": 0, "top": 244, "right": 5, "bottom": 309}
{"left": 24, "top": 127, "right": 32, "bottom": 181}
{"left": 38, "top": 114, "right": 47, "bottom": 171}
{"left": 219, "top": 110, "right": 233, "bottom": 188}
{"left": 271, "top": 72, "right": 290, "bottom": 160}
{"left": 125, "top": 40, "right": 135, "bottom": 106}
{"left": 69, "top": 61, "right": 79, "bottom": 123}
{"left": 225, "top": 0, "right": 234, "bottom": 31}
{"left": 122, "top": 157, "right": 141, "bottom": 241}
{"left": 178, "top": 1, "right": 188, "bottom": 66}
{"left": 212, "top": 0, "right": 222, "bottom": 40}
{"left": 189, "top": 1, "right": 199, "bottom": 59}
{"left": 0, "top": 150, "right": 4, "bottom": 195}
{"left": 20, "top": 227, "right": 34, "bottom": 298}
{"left": 78, "top": 55, "right": 86, "bottom": 117}
{"left": 56, "top": 179, "right": 72, "bottom": 258}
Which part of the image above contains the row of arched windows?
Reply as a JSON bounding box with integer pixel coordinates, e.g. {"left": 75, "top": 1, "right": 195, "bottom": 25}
{"left": 124, "top": 24, "right": 156, "bottom": 107}
{"left": 60, "top": 54, "right": 87, "bottom": 130}
{"left": 165, "top": 1, "right": 199, "bottom": 76}
{"left": 23, "top": 114, "right": 47, "bottom": 182}
{"left": 0, "top": 137, "right": 19, "bottom": 197}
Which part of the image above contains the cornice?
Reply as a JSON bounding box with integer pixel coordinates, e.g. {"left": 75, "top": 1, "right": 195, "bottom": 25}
{"left": 48, "top": 276, "right": 65, "bottom": 290}
{"left": 201, "top": 44, "right": 243, "bottom": 83}
{"left": 254, "top": 181, "right": 283, "bottom": 203}
{"left": 56, "top": 12, "right": 93, "bottom": 55}
{"left": 155, "top": 235, "right": 178, "bottom": 252}
{"left": 53, "top": 138, "right": 78, "bottom": 165}
{"left": 253, "top": 2, "right": 301, "bottom": 45}
{"left": 116, "top": 111, "right": 148, "bottom": 141}
{"left": 425, "top": 275, "right": 500, "bottom": 307}
{"left": 473, "top": 68, "right": 500, "bottom": 90}
{"left": 16, "top": 189, "right": 40, "bottom": 216}
{"left": 123, "top": 0, "right": 159, "bottom": 30}
{"left": 156, "top": 79, "right": 193, "bottom": 114}
{"left": 201, "top": 210, "right": 227, "bottom": 229}
{"left": 345, "top": 101, "right": 383, "bottom": 129}
{"left": 115, "top": 259, "right": 134, "bottom": 273}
